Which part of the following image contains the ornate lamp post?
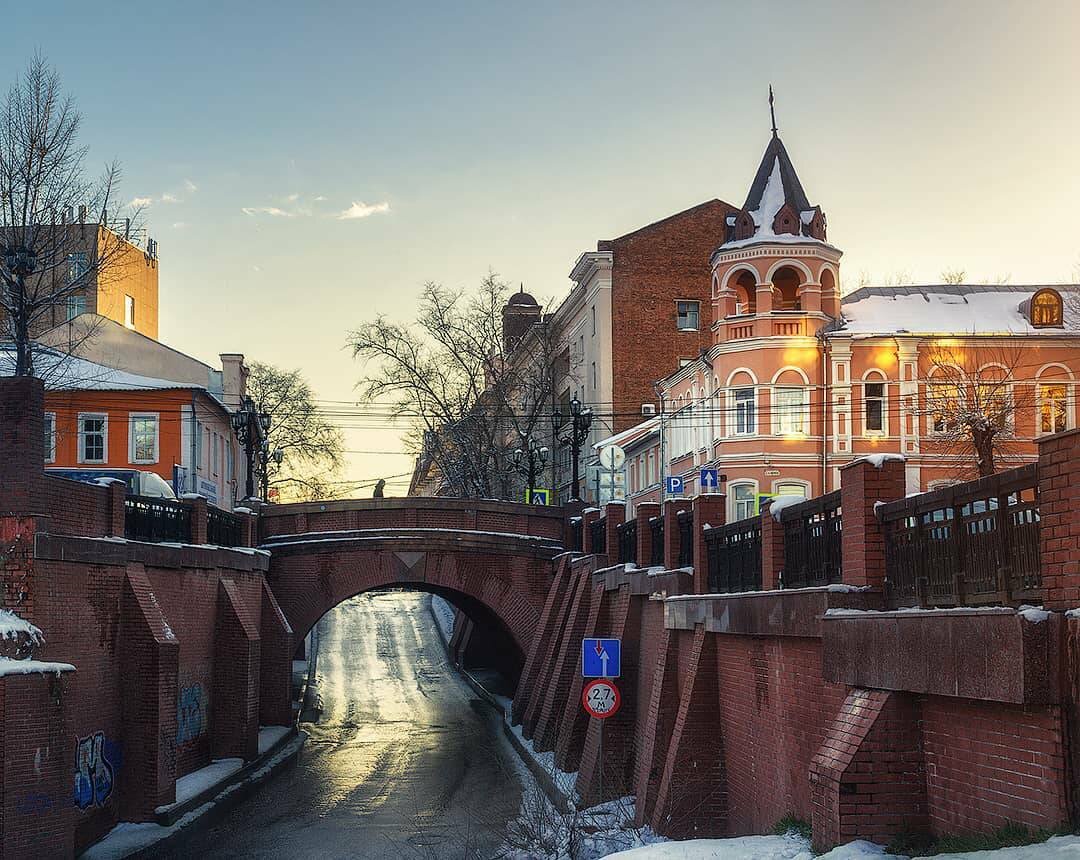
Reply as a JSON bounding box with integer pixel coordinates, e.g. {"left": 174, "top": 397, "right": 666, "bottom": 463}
{"left": 260, "top": 443, "right": 284, "bottom": 501}
{"left": 553, "top": 396, "right": 593, "bottom": 502}
{"left": 231, "top": 397, "right": 269, "bottom": 501}
{"left": 508, "top": 438, "right": 549, "bottom": 496}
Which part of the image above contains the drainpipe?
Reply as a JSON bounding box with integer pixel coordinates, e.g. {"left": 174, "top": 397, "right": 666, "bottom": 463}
{"left": 654, "top": 381, "right": 666, "bottom": 504}
{"left": 190, "top": 390, "right": 198, "bottom": 495}
{"left": 818, "top": 331, "right": 829, "bottom": 493}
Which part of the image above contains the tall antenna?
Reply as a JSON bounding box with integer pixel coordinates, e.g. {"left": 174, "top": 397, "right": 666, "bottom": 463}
{"left": 769, "top": 85, "right": 778, "bottom": 138}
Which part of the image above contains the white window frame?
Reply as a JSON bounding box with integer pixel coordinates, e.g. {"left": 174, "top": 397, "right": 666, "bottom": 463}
{"left": 1036, "top": 380, "right": 1073, "bottom": 436}
{"left": 78, "top": 413, "right": 108, "bottom": 464}
{"left": 212, "top": 431, "right": 220, "bottom": 476}
{"left": 729, "top": 481, "right": 758, "bottom": 522}
{"left": 676, "top": 300, "right": 701, "bottom": 331}
{"left": 66, "top": 294, "right": 87, "bottom": 321}
{"left": 124, "top": 294, "right": 136, "bottom": 329}
{"left": 731, "top": 387, "right": 756, "bottom": 436}
{"left": 862, "top": 374, "right": 888, "bottom": 436}
{"left": 44, "top": 412, "right": 56, "bottom": 463}
{"left": 773, "top": 387, "right": 809, "bottom": 435}
{"left": 128, "top": 412, "right": 159, "bottom": 465}
{"left": 773, "top": 480, "right": 810, "bottom": 498}
{"left": 67, "top": 251, "right": 88, "bottom": 284}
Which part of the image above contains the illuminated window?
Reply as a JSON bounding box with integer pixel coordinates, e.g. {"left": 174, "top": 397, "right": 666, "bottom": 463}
{"left": 864, "top": 382, "right": 885, "bottom": 433}
{"left": 1040, "top": 383, "right": 1069, "bottom": 434}
{"left": 773, "top": 387, "right": 808, "bottom": 435}
{"left": 929, "top": 383, "right": 961, "bottom": 434}
{"left": 124, "top": 295, "right": 136, "bottom": 329}
{"left": 1031, "top": 289, "right": 1063, "bottom": 328}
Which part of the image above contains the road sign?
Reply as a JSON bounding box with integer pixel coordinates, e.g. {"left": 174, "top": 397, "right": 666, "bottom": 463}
{"left": 598, "top": 444, "right": 626, "bottom": 470}
{"left": 582, "top": 678, "right": 621, "bottom": 719}
{"left": 755, "top": 492, "right": 775, "bottom": 515}
{"left": 526, "top": 488, "right": 551, "bottom": 505}
{"left": 665, "top": 476, "right": 684, "bottom": 496}
{"left": 582, "top": 637, "right": 621, "bottom": 678}
{"left": 699, "top": 468, "right": 719, "bottom": 493}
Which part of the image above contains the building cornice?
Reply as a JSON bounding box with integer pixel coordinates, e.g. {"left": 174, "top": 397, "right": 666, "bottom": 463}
{"left": 710, "top": 241, "right": 843, "bottom": 270}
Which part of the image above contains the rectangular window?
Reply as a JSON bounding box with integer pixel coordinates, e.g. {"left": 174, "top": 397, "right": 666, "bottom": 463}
{"left": 124, "top": 295, "right": 135, "bottom": 329}
{"left": 591, "top": 362, "right": 597, "bottom": 389}
{"left": 930, "top": 384, "right": 959, "bottom": 434}
{"left": 67, "top": 251, "right": 89, "bottom": 284}
{"left": 129, "top": 414, "right": 158, "bottom": 464}
{"left": 774, "top": 387, "right": 807, "bottom": 435}
{"left": 66, "top": 295, "right": 87, "bottom": 321}
{"left": 734, "top": 388, "right": 755, "bottom": 435}
{"left": 732, "top": 484, "right": 756, "bottom": 521}
{"left": 591, "top": 305, "right": 596, "bottom": 336}
{"left": 212, "top": 432, "right": 220, "bottom": 475}
{"left": 865, "top": 382, "right": 885, "bottom": 433}
{"left": 78, "top": 414, "right": 107, "bottom": 463}
{"left": 676, "top": 301, "right": 700, "bottom": 331}
{"left": 44, "top": 412, "right": 56, "bottom": 463}
{"left": 1040, "top": 383, "right": 1069, "bottom": 434}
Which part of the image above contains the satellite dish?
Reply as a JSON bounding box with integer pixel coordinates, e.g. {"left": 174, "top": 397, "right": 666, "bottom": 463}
{"left": 598, "top": 444, "right": 626, "bottom": 470}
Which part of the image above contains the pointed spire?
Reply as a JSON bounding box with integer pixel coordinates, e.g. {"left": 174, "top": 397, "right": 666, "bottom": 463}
{"left": 769, "top": 85, "right": 778, "bottom": 138}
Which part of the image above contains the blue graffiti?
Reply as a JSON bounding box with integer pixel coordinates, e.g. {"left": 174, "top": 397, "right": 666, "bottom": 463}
{"left": 16, "top": 792, "right": 55, "bottom": 816}
{"left": 176, "top": 683, "right": 207, "bottom": 747}
{"left": 73, "top": 732, "right": 115, "bottom": 809}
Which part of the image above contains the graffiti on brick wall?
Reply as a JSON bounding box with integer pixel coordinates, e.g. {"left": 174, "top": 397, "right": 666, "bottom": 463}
{"left": 176, "top": 682, "right": 208, "bottom": 747}
{"left": 73, "top": 732, "right": 116, "bottom": 809}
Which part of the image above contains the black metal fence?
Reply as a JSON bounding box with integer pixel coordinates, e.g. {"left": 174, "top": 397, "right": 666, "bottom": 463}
{"left": 207, "top": 507, "right": 244, "bottom": 548}
{"left": 124, "top": 496, "right": 192, "bottom": 543}
{"left": 677, "top": 509, "right": 694, "bottom": 567}
{"left": 589, "top": 516, "right": 607, "bottom": 555}
{"left": 570, "top": 517, "right": 583, "bottom": 552}
{"left": 649, "top": 516, "right": 664, "bottom": 566}
{"left": 879, "top": 464, "right": 1040, "bottom": 608}
{"left": 781, "top": 491, "right": 842, "bottom": 589}
{"left": 705, "top": 517, "right": 762, "bottom": 593}
{"left": 618, "top": 519, "right": 638, "bottom": 565}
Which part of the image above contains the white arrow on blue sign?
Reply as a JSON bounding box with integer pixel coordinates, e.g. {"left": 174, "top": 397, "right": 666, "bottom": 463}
{"left": 582, "top": 638, "right": 621, "bottom": 678}
{"left": 699, "top": 468, "right": 719, "bottom": 492}
{"left": 665, "top": 476, "right": 684, "bottom": 495}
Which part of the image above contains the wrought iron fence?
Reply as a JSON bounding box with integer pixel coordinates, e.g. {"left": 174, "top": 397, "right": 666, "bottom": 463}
{"left": 879, "top": 464, "right": 1040, "bottom": 608}
{"left": 569, "top": 517, "right": 583, "bottom": 552}
{"left": 650, "top": 516, "right": 664, "bottom": 566}
{"left": 207, "top": 506, "right": 243, "bottom": 548}
{"left": 589, "top": 516, "right": 607, "bottom": 555}
{"left": 677, "top": 509, "right": 694, "bottom": 567}
{"left": 781, "top": 490, "right": 842, "bottom": 589}
{"left": 124, "top": 495, "right": 192, "bottom": 543}
{"left": 705, "top": 517, "right": 762, "bottom": 593}
{"left": 618, "top": 519, "right": 638, "bottom": 565}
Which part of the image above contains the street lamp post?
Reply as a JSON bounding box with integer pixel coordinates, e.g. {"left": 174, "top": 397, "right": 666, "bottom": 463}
{"left": 509, "top": 438, "right": 549, "bottom": 498}
{"left": 260, "top": 443, "right": 284, "bottom": 501}
{"left": 553, "top": 396, "right": 593, "bottom": 502}
{"left": 231, "top": 397, "right": 270, "bottom": 501}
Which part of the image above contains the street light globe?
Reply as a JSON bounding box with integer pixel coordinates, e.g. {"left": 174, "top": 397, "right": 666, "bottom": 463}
{"left": 570, "top": 397, "right": 581, "bottom": 416}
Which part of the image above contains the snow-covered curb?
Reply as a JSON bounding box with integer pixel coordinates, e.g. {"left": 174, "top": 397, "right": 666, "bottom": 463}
{"left": 0, "top": 657, "right": 75, "bottom": 676}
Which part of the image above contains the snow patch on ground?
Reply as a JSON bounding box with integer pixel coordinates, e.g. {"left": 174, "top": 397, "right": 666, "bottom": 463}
{"left": 503, "top": 711, "right": 579, "bottom": 802}
{"left": 258, "top": 725, "right": 290, "bottom": 755}
{"left": 158, "top": 758, "right": 243, "bottom": 812}
{"left": 431, "top": 594, "right": 457, "bottom": 642}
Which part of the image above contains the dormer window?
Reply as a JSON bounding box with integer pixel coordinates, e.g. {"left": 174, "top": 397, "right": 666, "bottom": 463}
{"left": 1031, "top": 288, "right": 1063, "bottom": 328}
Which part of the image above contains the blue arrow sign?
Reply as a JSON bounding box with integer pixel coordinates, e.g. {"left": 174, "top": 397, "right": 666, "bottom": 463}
{"left": 699, "top": 468, "right": 719, "bottom": 493}
{"left": 665, "top": 476, "right": 684, "bottom": 496}
{"left": 582, "top": 638, "right": 621, "bottom": 678}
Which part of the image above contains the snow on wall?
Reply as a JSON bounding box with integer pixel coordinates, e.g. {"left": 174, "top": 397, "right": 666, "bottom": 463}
{"left": 0, "top": 609, "right": 44, "bottom": 645}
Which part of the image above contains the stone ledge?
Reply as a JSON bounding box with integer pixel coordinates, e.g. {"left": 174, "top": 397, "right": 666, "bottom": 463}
{"left": 259, "top": 496, "right": 566, "bottom": 520}
{"left": 34, "top": 533, "right": 271, "bottom": 572}
{"left": 592, "top": 563, "right": 694, "bottom": 597}
{"left": 261, "top": 528, "right": 564, "bottom": 560}
{"left": 822, "top": 608, "right": 1060, "bottom": 704}
{"left": 664, "top": 586, "right": 881, "bottom": 636}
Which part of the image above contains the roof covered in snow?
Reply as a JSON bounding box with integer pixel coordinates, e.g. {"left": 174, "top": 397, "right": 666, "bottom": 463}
{"left": 837, "top": 284, "right": 1080, "bottom": 337}
{"left": 0, "top": 346, "right": 200, "bottom": 392}
{"left": 593, "top": 416, "right": 660, "bottom": 454}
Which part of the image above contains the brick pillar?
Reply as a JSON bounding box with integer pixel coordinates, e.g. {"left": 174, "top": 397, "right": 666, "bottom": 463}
{"left": 1038, "top": 429, "right": 1080, "bottom": 611}
{"left": 106, "top": 479, "right": 126, "bottom": 537}
{"left": 840, "top": 455, "right": 907, "bottom": 589}
{"left": 212, "top": 580, "right": 260, "bottom": 761}
{"left": 663, "top": 499, "right": 691, "bottom": 570}
{"left": 634, "top": 605, "right": 680, "bottom": 827}
{"left": 0, "top": 376, "right": 45, "bottom": 516}
{"left": 760, "top": 501, "right": 785, "bottom": 590}
{"left": 554, "top": 580, "right": 606, "bottom": 772}
{"left": 692, "top": 494, "right": 726, "bottom": 594}
{"left": 513, "top": 556, "right": 573, "bottom": 726}
{"left": 259, "top": 581, "right": 294, "bottom": 727}
{"left": 604, "top": 501, "right": 625, "bottom": 561}
{"left": 582, "top": 508, "right": 601, "bottom": 555}
{"left": 636, "top": 501, "right": 660, "bottom": 566}
{"left": 240, "top": 510, "right": 258, "bottom": 548}
{"left": 188, "top": 496, "right": 208, "bottom": 545}
{"left": 522, "top": 563, "right": 581, "bottom": 739}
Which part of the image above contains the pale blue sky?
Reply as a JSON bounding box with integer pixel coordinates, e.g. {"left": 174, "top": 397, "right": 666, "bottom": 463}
{"left": 18, "top": 1, "right": 1080, "bottom": 490}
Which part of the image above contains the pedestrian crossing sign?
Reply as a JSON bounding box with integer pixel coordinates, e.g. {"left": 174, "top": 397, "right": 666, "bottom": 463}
{"left": 527, "top": 488, "right": 551, "bottom": 505}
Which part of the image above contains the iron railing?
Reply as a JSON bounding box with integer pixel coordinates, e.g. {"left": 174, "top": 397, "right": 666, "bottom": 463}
{"left": 879, "top": 464, "right": 1040, "bottom": 608}
{"left": 649, "top": 516, "right": 664, "bottom": 566}
{"left": 124, "top": 495, "right": 192, "bottom": 543}
{"left": 618, "top": 519, "right": 638, "bottom": 565}
{"left": 705, "top": 517, "right": 762, "bottom": 593}
{"left": 781, "top": 491, "right": 842, "bottom": 589}
{"left": 207, "top": 506, "right": 243, "bottom": 548}
{"left": 589, "top": 516, "right": 607, "bottom": 555}
{"left": 677, "top": 509, "right": 694, "bottom": 567}
{"left": 569, "top": 517, "right": 583, "bottom": 552}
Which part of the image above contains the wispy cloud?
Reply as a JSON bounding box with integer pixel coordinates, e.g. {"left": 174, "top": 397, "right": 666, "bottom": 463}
{"left": 160, "top": 192, "right": 180, "bottom": 204}
{"left": 184, "top": 179, "right": 198, "bottom": 193}
{"left": 337, "top": 200, "right": 390, "bottom": 220}
{"left": 172, "top": 221, "right": 187, "bottom": 229}
{"left": 130, "top": 196, "right": 153, "bottom": 208}
{"left": 285, "top": 192, "right": 300, "bottom": 202}
{"left": 314, "top": 195, "right": 327, "bottom": 202}
{"left": 241, "top": 206, "right": 293, "bottom": 217}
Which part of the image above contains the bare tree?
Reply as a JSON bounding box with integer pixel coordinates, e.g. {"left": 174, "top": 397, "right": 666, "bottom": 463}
{"left": 0, "top": 55, "right": 141, "bottom": 377}
{"left": 349, "top": 272, "right": 557, "bottom": 500}
{"left": 919, "top": 342, "right": 1037, "bottom": 479}
{"left": 246, "top": 361, "right": 344, "bottom": 502}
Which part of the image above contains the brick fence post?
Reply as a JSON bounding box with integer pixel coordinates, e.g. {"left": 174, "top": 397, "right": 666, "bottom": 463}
{"left": 106, "top": 479, "right": 126, "bottom": 537}
{"left": 840, "top": 455, "right": 907, "bottom": 589}
{"left": 240, "top": 510, "right": 259, "bottom": 547}
{"left": 188, "top": 496, "right": 209, "bottom": 545}
{"left": 582, "top": 507, "right": 601, "bottom": 555}
{"left": 692, "top": 493, "right": 726, "bottom": 594}
{"left": 0, "top": 376, "right": 45, "bottom": 516}
{"left": 1037, "top": 429, "right": 1080, "bottom": 611}
{"left": 760, "top": 500, "right": 785, "bottom": 590}
{"left": 663, "top": 498, "right": 692, "bottom": 570}
{"left": 604, "top": 501, "right": 625, "bottom": 561}
{"left": 636, "top": 501, "right": 660, "bottom": 566}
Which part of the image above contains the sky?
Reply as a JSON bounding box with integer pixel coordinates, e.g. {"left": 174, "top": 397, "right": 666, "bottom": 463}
{"left": 15, "top": 1, "right": 1080, "bottom": 492}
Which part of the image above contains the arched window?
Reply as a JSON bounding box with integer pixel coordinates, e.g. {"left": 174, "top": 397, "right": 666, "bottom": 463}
{"left": 1031, "top": 289, "right": 1063, "bottom": 328}
{"left": 734, "top": 271, "right": 757, "bottom": 315}
{"left": 772, "top": 266, "right": 803, "bottom": 311}
{"left": 729, "top": 481, "right": 758, "bottom": 522}
{"left": 862, "top": 371, "right": 888, "bottom": 435}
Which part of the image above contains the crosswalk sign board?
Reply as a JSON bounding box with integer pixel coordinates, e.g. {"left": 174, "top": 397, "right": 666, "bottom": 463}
{"left": 526, "top": 488, "right": 551, "bottom": 505}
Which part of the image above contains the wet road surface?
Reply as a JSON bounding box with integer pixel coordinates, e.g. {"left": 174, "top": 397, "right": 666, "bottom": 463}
{"left": 164, "top": 592, "right": 525, "bottom": 859}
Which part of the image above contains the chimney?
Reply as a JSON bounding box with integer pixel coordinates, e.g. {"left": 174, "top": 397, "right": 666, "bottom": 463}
{"left": 219, "top": 354, "right": 247, "bottom": 411}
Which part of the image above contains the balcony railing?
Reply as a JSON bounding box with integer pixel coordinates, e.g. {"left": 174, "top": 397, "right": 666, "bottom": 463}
{"left": 207, "top": 506, "right": 243, "bottom": 548}
{"left": 879, "top": 464, "right": 1040, "bottom": 609}
{"left": 617, "top": 519, "right": 638, "bottom": 566}
{"left": 124, "top": 496, "right": 192, "bottom": 543}
{"left": 705, "top": 517, "right": 762, "bottom": 593}
{"left": 781, "top": 491, "right": 842, "bottom": 589}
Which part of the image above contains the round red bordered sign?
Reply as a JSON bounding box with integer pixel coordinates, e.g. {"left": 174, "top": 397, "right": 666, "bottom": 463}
{"left": 582, "top": 678, "right": 621, "bottom": 719}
